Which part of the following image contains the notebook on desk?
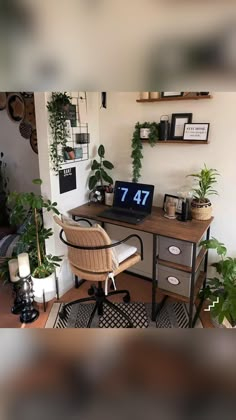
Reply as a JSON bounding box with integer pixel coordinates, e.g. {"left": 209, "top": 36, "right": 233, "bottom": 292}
{"left": 98, "top": 181, "right": 154, "bottom": 224}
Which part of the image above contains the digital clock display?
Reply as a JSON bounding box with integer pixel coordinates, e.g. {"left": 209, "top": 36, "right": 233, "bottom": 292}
{"left": 113, "top": 181, "right": 154, "bottom": 213}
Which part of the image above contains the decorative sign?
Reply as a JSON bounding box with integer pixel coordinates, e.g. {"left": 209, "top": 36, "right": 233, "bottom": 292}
{"left": 65, "top": 104, "right": 77, "bottom": 127}
{"left": 59, "top": 167, "right": 76, "bottom": 194}
{"left": 183, "top": 123, "right": 210, "bottom": 141}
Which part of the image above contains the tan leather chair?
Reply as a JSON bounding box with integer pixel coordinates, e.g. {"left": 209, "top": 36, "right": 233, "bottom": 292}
{"left": 54, "top": 216, "right": 143, "bottom": 328}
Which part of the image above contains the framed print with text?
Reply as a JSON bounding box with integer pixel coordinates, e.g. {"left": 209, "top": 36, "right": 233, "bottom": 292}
{"left": 183, "top": 123, "right": 210, "bottom": 141}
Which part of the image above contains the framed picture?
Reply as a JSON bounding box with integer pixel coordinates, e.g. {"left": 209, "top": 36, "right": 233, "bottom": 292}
{"left": 161, "top": 92, "right": 183, "bottom": 98}
{"left": 163, "top": 194, "right": 184, "bottom": 215}
{"left": 183, "top": 123, "right": 210, "bottom": 141}
{"left": 170, "top": 113, "right": 193, "bottom": 140}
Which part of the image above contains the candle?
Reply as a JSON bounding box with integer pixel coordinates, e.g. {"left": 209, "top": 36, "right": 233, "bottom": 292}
{"left": 8, "top": 259, "right": 20, "bottom": 283}
{"left": 18, "top": 253, "right": 31, "bottom": 278}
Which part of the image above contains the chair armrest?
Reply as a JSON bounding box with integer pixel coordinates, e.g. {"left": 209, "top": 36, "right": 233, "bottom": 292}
{"left": 59, "top": 231, "right": 144, "bottom": 260}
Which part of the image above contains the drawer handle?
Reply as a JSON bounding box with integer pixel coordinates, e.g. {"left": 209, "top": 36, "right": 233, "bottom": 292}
{"left": 168, "top": 246, "right": 181, "bottom": 255}
{"left": 167, "top": 276, "right": 180, "bottom": 286}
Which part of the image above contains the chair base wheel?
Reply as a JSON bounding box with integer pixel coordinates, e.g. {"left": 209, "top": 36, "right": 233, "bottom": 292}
{"left": 123, "top": 294, "right": 131, "bottom": 303}
{"left": 88, "top": 286, "right": 95, "bottom": 296}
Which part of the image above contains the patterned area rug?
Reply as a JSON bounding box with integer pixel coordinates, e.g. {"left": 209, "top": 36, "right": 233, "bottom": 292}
{"left": 45, "top": 301, "right": 203, "bottom": 328}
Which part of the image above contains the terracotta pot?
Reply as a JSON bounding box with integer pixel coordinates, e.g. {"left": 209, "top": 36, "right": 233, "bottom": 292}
{"left": 68, "top": 150, "right": 75, "bottom": 159}
{"left": 191, "top": 199, "right": 212, "bottom": 221}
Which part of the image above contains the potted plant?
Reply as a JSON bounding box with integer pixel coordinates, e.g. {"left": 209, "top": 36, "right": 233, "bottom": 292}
{"left": 88, "top": 145, "right": 114, "bottom": 195}
{"left": 8, "top": 179, "right": 62, "bottom": 303}
{"left": 47, "top": 92, "right": 73, "bottom": 174}
{"left": 200, "top": 238, "right": 236, "bottom": 328}
{"left": 64, "top": 146, "right": 75, "bottom": 160}
{"left": 131, "top": 122, "right": 159, "bottom": 182}
{"left": 187, "top": 164, "right": 219, "bottom": 220}
{"left": 0, "top": 152, "right": 9, "bottom": 226}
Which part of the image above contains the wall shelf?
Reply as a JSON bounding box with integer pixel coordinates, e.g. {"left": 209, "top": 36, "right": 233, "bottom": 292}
{"left": 136, "top": 95, "right": 212, "bottom": 103}
{"left": 141, "top": 140, "right": 209, "bottom": 145}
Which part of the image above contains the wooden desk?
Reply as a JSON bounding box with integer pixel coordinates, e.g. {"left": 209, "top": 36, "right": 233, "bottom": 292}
{"left": 69, "top": 203, "right": 213, "bottom": 327}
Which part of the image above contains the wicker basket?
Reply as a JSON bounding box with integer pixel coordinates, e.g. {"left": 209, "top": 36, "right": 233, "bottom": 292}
{"left": 191, "top": 200, "right": 212, "bottom": 221}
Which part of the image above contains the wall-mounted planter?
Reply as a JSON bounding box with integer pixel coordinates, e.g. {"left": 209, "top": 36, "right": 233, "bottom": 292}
{"left": 75, "top": 133, "right": 90, "bottom": 144}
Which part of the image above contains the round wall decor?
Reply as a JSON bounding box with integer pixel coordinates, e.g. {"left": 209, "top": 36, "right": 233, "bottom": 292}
{"left": 0, "top": 93, "right": 7, "bottom": 110}
{"left": 30, "top": 129, "right": 38, "bottom": 154}
{"left": 7, "top": 93, "right": 25, "bottom": 122}
{"left": 19, "top": 121, "right": 33, "bottom": 139}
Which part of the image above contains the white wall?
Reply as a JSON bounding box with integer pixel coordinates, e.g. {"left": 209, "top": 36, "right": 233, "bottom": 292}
{"left": 100, "top": 92, "right": 236, "bottom": 264}
{"left": 35, "top": 92, "right": 100, "bottom": 295}
{"left": 0, "top": 107, "right": 40, "bottom": 193}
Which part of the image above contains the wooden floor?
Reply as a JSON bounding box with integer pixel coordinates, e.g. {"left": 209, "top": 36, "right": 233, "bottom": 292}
{"left": 0, "top": 273, "right": 214, "bottom": 328}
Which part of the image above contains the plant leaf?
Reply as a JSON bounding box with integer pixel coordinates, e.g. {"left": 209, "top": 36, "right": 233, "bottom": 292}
{"left": 98, "top": 145, "right": 105, "bottom": 158}
{"left": 103, "top": 160, "right": 114, "bottom": 170}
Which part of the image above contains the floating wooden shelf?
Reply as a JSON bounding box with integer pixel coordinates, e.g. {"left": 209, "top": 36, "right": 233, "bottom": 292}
{"left": 137, "top": 95, "right": 212, "bottom": 103}
{"left": 141, "top": 139, "right": 209, "bottom": 145}
{"left": 157, "top": 272, "right": 206, "bottom": 303}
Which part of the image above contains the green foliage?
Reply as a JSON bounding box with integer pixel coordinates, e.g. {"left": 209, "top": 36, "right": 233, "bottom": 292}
{"left": 47, "top": 92, "right": 72, "bottom": 174}
{"left": 187, "top": 164, "right": 219, "bottom": 203}
{"left": 131, "top": 122, "right": 159, "bottom": 183}
{"left": 89, "top": 145, "right": 114, "bottom": 190}
{"left": 7, "top": 179, "right": 61, "bottom": 279}
{"left": 0, "top": 152, "right": 9, "bottom": 225}
{"left": 200, "top": 238, "right": 236, "bottom": 326}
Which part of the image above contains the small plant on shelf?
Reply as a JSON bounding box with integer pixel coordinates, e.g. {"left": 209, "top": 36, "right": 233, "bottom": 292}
{"left": 89, "top": 145, "right": 114, "bottom": 191}
{"left": 131, "top": 122, "right": 159, "bottom": 182}
{"left": 200, "top": 238, "right": 236, "bottom": 327}
{"left": 187, "top": 164, "right": 219, "bottom": 221}
{"left": 63, "top": 146, "right": 75, "bottom": 160}
{"left": 47, "top": 92, "right": 72, "bottom": 174}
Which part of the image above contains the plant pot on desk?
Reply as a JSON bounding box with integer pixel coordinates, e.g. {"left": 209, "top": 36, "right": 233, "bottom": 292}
{"left": 191, "top": 199, "right": 212, "bottom": 221}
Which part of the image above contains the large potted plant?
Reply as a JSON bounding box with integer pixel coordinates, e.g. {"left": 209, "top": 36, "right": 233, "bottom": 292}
{"left": 200, "top": 238, "right": 236, "bottom": 328}
{"left": 8, "top": 179, "right": 62, "bottom": 303}
{"left": 88, "top": 145, "right": 114, "bottom": 200}
{"left": 188, "top": 164, "right": 219, "bottom": 220}
{"left": 131, "top": 122, "right": 159, "bottom": 182}
{"left": 0, "top": 152, "right": 9, "bottom": 226}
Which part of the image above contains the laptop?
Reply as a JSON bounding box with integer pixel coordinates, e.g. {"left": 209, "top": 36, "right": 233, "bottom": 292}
{"left": 98, "top": 181, "right": 154, "bottom": 224}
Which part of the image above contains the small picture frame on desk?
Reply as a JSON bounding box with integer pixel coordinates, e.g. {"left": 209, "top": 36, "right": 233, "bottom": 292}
{"left": 163, "top": 194, "right": 184, "bottom": 215}
{"left": 170, "top": 113, "right": 193, "bottom": 140}
{"left": 183, "top": 123, "right": 210, "bottom": 141}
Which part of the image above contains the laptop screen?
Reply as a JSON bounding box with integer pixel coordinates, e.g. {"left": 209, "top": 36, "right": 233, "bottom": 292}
{"left": 113, "top": 181, "right": 154, "bottom": 213}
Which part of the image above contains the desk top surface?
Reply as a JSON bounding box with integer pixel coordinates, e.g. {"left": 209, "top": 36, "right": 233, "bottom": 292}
{"left": 69, "top": 203, "right": 213, "bottom": 243}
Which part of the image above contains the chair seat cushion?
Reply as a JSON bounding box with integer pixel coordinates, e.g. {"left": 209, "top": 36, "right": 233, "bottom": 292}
{"left": 112, "top": 240, "right": 137, "bottom": 264}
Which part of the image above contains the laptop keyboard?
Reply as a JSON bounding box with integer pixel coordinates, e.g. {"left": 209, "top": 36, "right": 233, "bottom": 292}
{"left": 99, "top": 209, "right": 147, "bottom": 224}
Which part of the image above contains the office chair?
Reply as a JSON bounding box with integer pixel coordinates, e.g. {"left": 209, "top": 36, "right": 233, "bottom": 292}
{"left": 54, "top": 216, "right": 143, "bottom": 328}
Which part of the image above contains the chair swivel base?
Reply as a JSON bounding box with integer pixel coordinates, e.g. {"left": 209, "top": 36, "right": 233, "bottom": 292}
{"left": 59, "top": 284, "right": 133, "bottom": 328}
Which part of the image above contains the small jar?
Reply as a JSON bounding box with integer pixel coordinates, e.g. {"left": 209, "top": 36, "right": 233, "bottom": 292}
{"left": 150, "top": 92, "right": 159, "bottom": 99}
{"left": 139, "top": 92, "right": 150, "bottom": 100}
{"left": 166, "top": 200, "right": 176, "bottom": 217}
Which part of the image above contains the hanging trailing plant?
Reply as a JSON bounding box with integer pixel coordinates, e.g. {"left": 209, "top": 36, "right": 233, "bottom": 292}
{"left": 131, "top": 122, "right": 159, "bottom": 182}
{"left": 47, "top": 92, "right": 72, "bottom": 174}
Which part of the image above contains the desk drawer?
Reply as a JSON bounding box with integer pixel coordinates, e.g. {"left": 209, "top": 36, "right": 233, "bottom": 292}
{"left": 158, "top": 236, "right": 202, "bottom": 267}
{"left": 157, "top": 265, "right": 200, "bottom": 298}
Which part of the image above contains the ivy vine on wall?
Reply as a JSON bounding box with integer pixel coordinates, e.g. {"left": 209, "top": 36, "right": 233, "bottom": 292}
{"left": 131, "top": 122, "right": 159, "bottom": 182}
{"left": 47, "top": 92, "right": 72, "bottom": 174}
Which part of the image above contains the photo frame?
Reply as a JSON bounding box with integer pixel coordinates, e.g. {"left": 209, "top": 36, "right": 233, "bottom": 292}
{"left": 170, "top": 113, "right": 193, "bottom": 140}
{"left": 163, "top": 194, "right": 184, "bottom": 215}
{"left": 183, "top": 123, "right": 210, "bottom": 141}
{"left": 161, "top": 92, "right": 183, "bottom": 98}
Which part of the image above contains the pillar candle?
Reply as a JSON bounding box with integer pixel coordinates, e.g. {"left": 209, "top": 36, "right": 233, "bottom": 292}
{"left": 8, "top": 259, "right": 20, "bottom": 283}
{"left": 18, "top": 253, "right": 31, "bottom": 278}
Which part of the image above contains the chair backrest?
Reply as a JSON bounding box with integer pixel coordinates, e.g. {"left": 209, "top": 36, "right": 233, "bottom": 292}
{"left": 54, "top": 216, "right": 114, "bottom": 273}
